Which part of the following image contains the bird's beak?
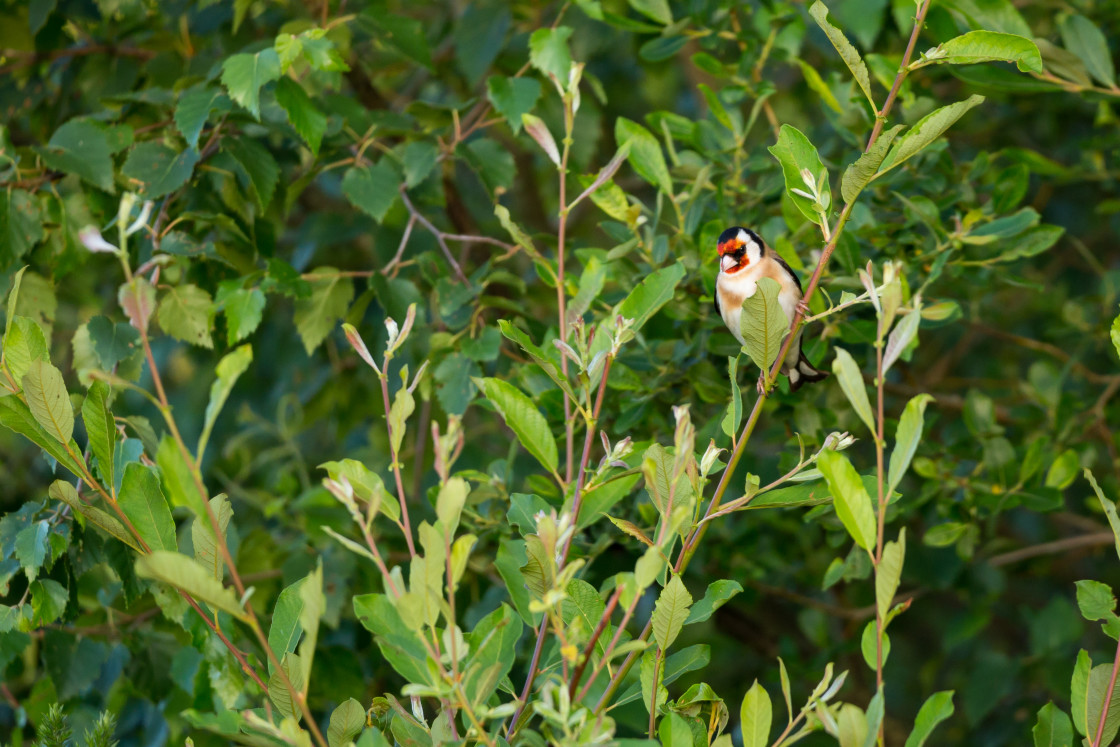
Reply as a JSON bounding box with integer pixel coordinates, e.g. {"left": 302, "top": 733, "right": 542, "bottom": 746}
{"left": 720, "top": 254, "right": 738, "bottom": 273}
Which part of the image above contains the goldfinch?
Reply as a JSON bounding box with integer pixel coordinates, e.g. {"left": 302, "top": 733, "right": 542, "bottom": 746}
{"left": 713, "top": 226, "right": 828, "bottom": 393}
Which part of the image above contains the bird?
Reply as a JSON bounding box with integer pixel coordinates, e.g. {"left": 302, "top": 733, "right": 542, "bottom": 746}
{"left": 713, "top": 225, "right": 828, "bottom": 394}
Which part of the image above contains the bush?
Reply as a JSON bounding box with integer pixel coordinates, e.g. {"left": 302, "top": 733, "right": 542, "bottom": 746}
{"left": 2, "top": 0, "right": 1120, "bottom": 745}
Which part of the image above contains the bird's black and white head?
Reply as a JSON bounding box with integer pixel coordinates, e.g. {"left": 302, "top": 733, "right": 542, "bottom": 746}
{"left": 717, "top": 226, "right": 764, "bottom": 275}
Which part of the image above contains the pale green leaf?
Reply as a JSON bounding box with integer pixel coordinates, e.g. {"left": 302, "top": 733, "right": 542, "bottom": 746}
{"left": 136, "top": 550, "right": 248, "bottom": 620}
{"left": 4, "top": 315, "right": 49, "bottom": 385}
{"left": 268, "top": 576, "right": 308, "bottom": 674}
{"left": 220, "top": 48, "right": 282, "bottom": 120}
{"left": 328, "top": 698, "right": 365, "bottom": 747}
{"left": 341, "top": 163, "right": 400, "bottom": 223}
{"left": 191, "top": 495, "right": 232, "bottom": 580}
{"left": 876, "top": 529, "right": 905, "bottom": 626}
{"left": 1032, "top": 702, "right": 1074, "bottom": 747}
{"left": 879, "top": 95, "right": 985, "bottom": 175}
{"left": 768, "top": 124, "right": 830, "bottom": 226}
{"left": 297, "top": 563, "right": 324, "bottom": 694}
{"left": 275, "top": 77, "right": 327, "bottom": 156}
{"left": 841, "top": 125, "right": 905, "bottom": 204}
{"left": 883, "top": 306, "right": 921, "bottom": 373}
{"left": 808, "top": 1, "right": 876, "bottom": 110}
{"left": 475, "top": 377, "right": 557, "bottom": 476}
{"left": 267, "top": 652, "right": 305, "bottom": 721}
{"left": 82, "top": 380, "right": 116, "bottom": 492}
{"left": 936, "top": 31, "right": 1042, "bottom": 72}
{"left": 199, "top": 344, "right": 252, "bottom": 459}
{"left": 903, "top": 691, "right": 954, "bottom": 747}
{"left": 157, "top": 284, "right": 214, "bottom": 349}
{"left": 740, "top": 680, "right": 772, "bottom": 747}
{"left": 388, "top": 385, "right": 415, "bottom": 457}
{"left": 1085, "top": 469, "right": 1120, "bottom": 562}
{"left": 739, "top": 277, "right": 789, "bottom": 374}
{"left": 684, "top": 579, "right": 742, "bottom": 625}
{"left": 121, "top": 143, "right": 201, "bottom": 200}
{"left": 888, "top": 394, "right": 934, "bottom": 495}
{"left": 487, "top": 76, "right": 541, "bottom": 134}
{"left": 37, "top": 120, "right": 114, "bottom": 192}
{"left": 652, "top": 575, "right": 693, "bottom": 650}
{"left": 528, "top": 26, "right": 573, "bottom": 83}
{"left": 49, "top": 480, "right": 141, "bottom": 552}
{"left": 818, "top": 449, "right": 877, "bottom": 554}
{"left": 832, "top": 347, "right": 874, "bottom": 434}
{"left": 22, "top": 358, "right": 73, "bottom": 445}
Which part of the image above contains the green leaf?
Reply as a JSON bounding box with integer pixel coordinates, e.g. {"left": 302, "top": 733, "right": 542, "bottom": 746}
{"left": 475, "top": 377, "right": 558, "bottom": 476}
{"left": 122, "top": 143, "right": 201, "bottom": 200}
{"left": 936, "top": 31, "right": 1042, "bottom": 73}
{"left": 1076, "top": 580, "right": 1118, "bottom": 622}
{"left": 220, "top": 287, "right": 266, "bottom": 345}
{"left": 615, "top": 261, "right": 686, "bottom": 334}
{"left": 136, "top": 551, "right": 248, "bottom": 620}
{"left": 359, "top": 10, "right": 433, "bottom": 70}
{"left": 876, "top": 529, "right": 905, "bottom": 626}
{"left": 353, "top": 593, "right": 433, "bottom": 685}
{"left": 22, "top": 358, "right": 73, "bottom": 445}
{"left": 883, "top": 306, "right": 921, "bottom": 373}
{"left": 657, "top": 713, "right": 691, "bottom": 747}
{"left": 903, "top": 691, "right": 954, "bottom": 747}
{"left": 808, "top": 1, "right": 876, "bottom": 110}
{"left": 296, "top": 563, "right": 324, "bottom": 693}
{"left": 157, "top": 284, "right": 214, "bottom": 349}
{"left": 486, "top": 76, "right": 541, "bottom": 134}
{"left": 739, "top": 277, "right": 789, "bottom": 374}
{"left": 268, "top": 652, "right": 305, "bottom": 720}
{"left": 528, "top": 26, "right": 573, "bottom": 84}
{"left": 401, "top": 141, "right": 438, "bottom": 188}
{"left": 199, "top": 344, "right": 252, "bottom": 459}
{"left": 37, "top": 120, "right": 114, "bottom": 192}
{"left": 680, "top": 581, "right": 741, "bottom": 630}
{"left": 268, "top": 576, "right": 307, "bottom": 674}
{"left": 652, "top": 575, "right": 692, "bottom": 650}
{"left": 861, "top": 619, "right": 889, "bottom": 669}
{"left": 329, "top": 699, "right": 366, "bottom": 747}
{"left": 463, "top": 604, "right": 522, "bottom": 708}
{"left": 49, "top": 480, "right": 141, "bottom": 552}
{"left": 887, "top": 393, "right": 934, "bottom": 496}
{"left": 1032, "top": 702, "right": 1074, "bottom": 747}
{"left": 818, "top": 449, "right": 877, "bottom": 554}
{"left": 225, "top": 137, "right": 280, "bottom": 210}
{"left": 175, "top": 85, "right": 231, "bottom": 149}
{"left": 1085, "top": 662, "right": 1120, "bottom": 744}
{"left": 615, "top": 117, "right": 672, "bottom": 195}
{"left": 722, "top": 354, "right": 743, "bottom": 443}
{"left": 498, "top": 321, "right": 579, "bottom": 403}
{"left": 87, "top": 315, "right": 139, "bottom": 370}
{"left": 0, "top": 394, "right": 85, "bottom": 477}
{"left": 629, "top": 0, "right": 671, "bottom": 24}
{"left": 4, "top": 315, "right": 49, "bottom": 384}
{"left": 832, "top": 348, "right": 874, "bottom": 434}
{"left": 495, "top": 539, "right": 540, "bottom": 626}
{"left": 522, "top": 113, "right": 560, "bottom": 166}
{"left": 0, "top": 190, "right": 44, "bottom": 265}
{"left": 879, "top": 95, "right": 985, "bottom": 175}
{"left": 768, "top": 124, "right": 830, "bottom": 226}
{"left": 341, "top": 163, "right": 401, "bottom": 223}
{"left": 275, "top": 77, "right": 327, "bottom": 156}
{"left": 1085, "top": 469, "right": 1120, "bottom": 562}
{"left": 190, "top": 494, "right": 230, "bottom": 583}
{"left": 1060, "top": 14, "right": 1115, "bottom": 88}
{"left": 82, "top": 380, "right": 116, "bottom": 491}
{"left": 841, "top": 124, "right": 905, "bottom": 204}
{"left": 119, "top": 463, "right": 177, "bottom": 553}
{"left": 294, "top": 269, "right": 355, "bottom": 354}
{"left": 220, "top": 48, "right": 282, "bottom": 120}
{"left": 739, "top": 680, "right": 772, "bottom": 747}
{"left": 1071, "top": 649, "right": 1091, "bottom": 736}
{"left": 14, "top": 520, "right": 49, "bottom": 582}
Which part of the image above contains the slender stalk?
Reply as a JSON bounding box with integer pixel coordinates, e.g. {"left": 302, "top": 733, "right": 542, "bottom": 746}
{"left": 1093, "top": 633, "right": 1120, "bottom": 747}
{"left": 873, "top": 322, "right": 887, "bottom": 740}
{"left": 507, "top": 618, "right": 548, "bottom": 738}
{"left": 558, "top": 136, "right": 574, "bottom": 484}
{"left": 568, "top": 586, "right": 621, "bottom": 698}
{"left": 866, "top": 0, "right": 931, "bottom": 150}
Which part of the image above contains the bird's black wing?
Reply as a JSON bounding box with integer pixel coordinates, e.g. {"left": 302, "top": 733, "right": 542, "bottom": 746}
{"left": 769, "top": 251, "right": 803, "bottom": 294}
{"left": 713, "top": 288, "right": 721, "bottom": 316}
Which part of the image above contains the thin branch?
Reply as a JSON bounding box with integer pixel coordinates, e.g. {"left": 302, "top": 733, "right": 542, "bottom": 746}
{"left": 1094, "top": 634, "right": 1120, "bottom": 747}
{"left": 398, "top": 185, "right": 471, "bottom": 283}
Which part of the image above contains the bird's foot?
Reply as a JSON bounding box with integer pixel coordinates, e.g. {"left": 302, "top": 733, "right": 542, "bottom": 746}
{"left": 756, "top": 372, "right": 768, "bottom": 397}
{"left": 796, "top": 298, "right": 811, "bottom": 319}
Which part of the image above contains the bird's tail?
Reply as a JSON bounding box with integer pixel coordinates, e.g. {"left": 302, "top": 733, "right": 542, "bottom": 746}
{"left": 787, "top": 339, "right": 829, "bottom": 392}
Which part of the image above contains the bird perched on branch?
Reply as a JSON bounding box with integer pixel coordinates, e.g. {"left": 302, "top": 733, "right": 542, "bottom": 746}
{"left": 713, "top": 226, "right": 828, "bottom": 393}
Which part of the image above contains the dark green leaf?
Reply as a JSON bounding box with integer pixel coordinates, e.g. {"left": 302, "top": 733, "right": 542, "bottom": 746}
{"left": 122, "top": 143, "right": 201, "bottom": 199}
{"left": 37, "top": 120, "right": 114, "bottom": 191}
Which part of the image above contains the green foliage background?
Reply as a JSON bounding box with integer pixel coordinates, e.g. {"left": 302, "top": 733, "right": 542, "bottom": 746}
{"left": 2, "top": 0, "right": 1120, "bottom": 745}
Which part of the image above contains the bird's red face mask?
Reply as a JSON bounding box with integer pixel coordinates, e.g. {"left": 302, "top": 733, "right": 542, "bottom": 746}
{"left": 718, "top": 238, "right": 748, "bottom": 274}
